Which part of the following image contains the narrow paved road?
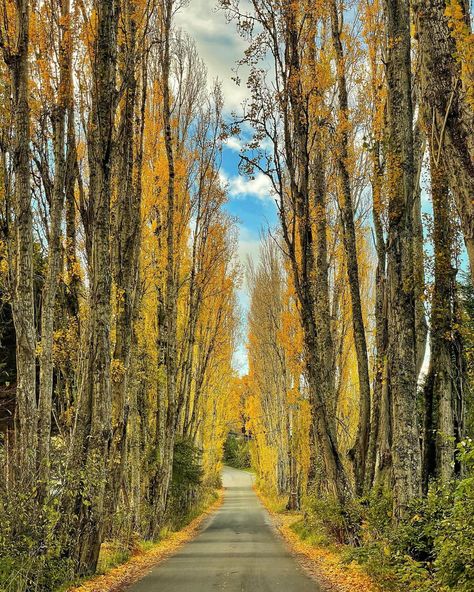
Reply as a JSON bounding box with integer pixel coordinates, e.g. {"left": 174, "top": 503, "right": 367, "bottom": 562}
{"left": 129, "top": 466, "right": 319, "bottom": 591}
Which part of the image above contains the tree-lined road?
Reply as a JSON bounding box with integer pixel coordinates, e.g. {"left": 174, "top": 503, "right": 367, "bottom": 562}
{"left": 129, "top": 467, "right": 319, "bottom": 591}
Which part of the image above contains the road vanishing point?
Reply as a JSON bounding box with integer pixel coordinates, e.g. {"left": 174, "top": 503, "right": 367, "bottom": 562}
{"left": 129, "top": 466, "right": 320, "bottom": 592}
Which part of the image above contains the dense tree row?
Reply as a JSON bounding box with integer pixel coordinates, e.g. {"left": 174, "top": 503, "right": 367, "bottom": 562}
{"left": 222, "top": 0, "right": 474, "bottom": 579}
{"left": 1, "top": 0, "right": 474, "bottom": 589}
{"left": 0, "top": 0, "right": 239, "bottom": 587}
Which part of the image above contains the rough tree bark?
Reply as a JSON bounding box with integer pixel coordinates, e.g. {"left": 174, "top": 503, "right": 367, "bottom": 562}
{"left": 423, "top": 151, "right": 456, "bottom": 486}
{"left": 281, "top": 4, "right": 352, "bottom": 506}
{"left": 1, "top": 0, "right": 37, "bottom": 480}
{"left": 64, "top": 93, "right": 80, "bottom": 321}
{"left": 149, "top": 0, "right": 178, "bottom": 538}
{"left": 366, "top": 139, "right": 390, "bottom": 491}
{"left": 37, "top": 0, "right": 71, "bottom": 491}
{"left": 70, "top": 0, "right": 120, "bottom": 575}
{"left": 413, "top": 0, "right": 474, "bottom": 283}
{"left": 108, "top": 0, "right": 145, "bottom": 518}
{"left": 384, "top": 0, "right": 422, "bottom": 518}
{"left": 329, "top": 0, "right": 371, "bottom": 495}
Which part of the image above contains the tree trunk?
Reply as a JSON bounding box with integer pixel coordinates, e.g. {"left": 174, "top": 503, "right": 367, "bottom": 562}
{"left": 279, "top": 5, "right": 352, "bottom": 508}
{"left": 37, "top": 0, "right": 71, "bottom": 491}
{"left": 423, "top": 150, "right": 456, "bottom": 486}
{"left": 384, "top": 0, "right": 422, "bottom": 518}
{"left": 148, "top": 0, "right": 178, "bottom": 538}
{"left": 311, "top": 152, "right": 337, "bottom": 432}
{"left": 329, "top": 0, "right": 371, "bottom": 495}
{"left": 4, "top": 0, "right": 37, "bottom": 481}
{"left": 366, "top": 141, "right": 390, "bottom": 491}
{"left": 413, "top": 0, "right": 474, "bottom": 283}
{"left": 108, "top": 0, "right": 144, "bottom": 518}
{"left": 65, "top": 103, "right": 80, "bottom": 321}
{"left": 69, "top": 0, "right": 119, "bottom": 575}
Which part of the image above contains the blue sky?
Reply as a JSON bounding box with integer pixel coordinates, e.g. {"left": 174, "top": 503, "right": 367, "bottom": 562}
{"left": 177, "top": 0, "right": 278, "bottom": 374}
{"left": 176, "top": 0, "right": 472, "bottom": 380}
{"left": 220, "top": 145, "right": 279, "bottom": 374}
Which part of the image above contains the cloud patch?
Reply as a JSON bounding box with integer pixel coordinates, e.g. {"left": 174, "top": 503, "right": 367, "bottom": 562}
{"left": 223, "top": 136, "right": 243, "bottom": 152}
{"left": 220, "top": 170, "right": 274, "bottom": 201}
{"left": 175, "top": 0, "right": 250, "bottom": 111}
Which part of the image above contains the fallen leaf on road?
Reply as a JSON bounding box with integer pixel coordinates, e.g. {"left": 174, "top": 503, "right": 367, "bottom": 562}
{"left": 68, "top": 490, "right": 224, "bottom": 592}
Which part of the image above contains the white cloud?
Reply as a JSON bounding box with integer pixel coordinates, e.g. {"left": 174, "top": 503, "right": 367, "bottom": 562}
{"left": 223, "top": 136, "right": 243, "bottom": 152}
{"left": 221, "top": 171, "right": 274, "bottom": 201}
{"left": 232, "top": 343, "right": 249, "bottom": 375}
{"left": 175, "top": 0, "right": 251, "bottom": 111}
{"left": 219, "top": 169, "right": 229, "bottom": 188}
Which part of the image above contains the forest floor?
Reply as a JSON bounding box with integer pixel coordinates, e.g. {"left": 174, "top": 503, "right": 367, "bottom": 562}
{"left": 255, "top": 488, "right": 382, "bottom": 592}
{"left": 65, "top": 490, "right": 224, "bottom": 592}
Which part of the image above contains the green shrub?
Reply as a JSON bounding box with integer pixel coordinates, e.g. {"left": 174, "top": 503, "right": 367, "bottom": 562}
{"left": 432, "top": 441, "right": 474, "bottom": 590}
{"left": 295, "top": 441, "right": 474, "bottom": 591}
{"left": 168, "top": 437, "right": 204, "bottom": 526}
{"left": 223, "top": 434, "right": 251, "bottom": 469}
{"left": 303, "top": 487, "right": 363, "bottom": 545}
{"left": 349, "top": 441, "right": 474, "bottom": 591}
{"left": 290, "top": 517, "right": 330, "bottom": 547}
{"left": 96, "top": 542, "right": 131, "bottom": 575}
{"left": 0, "top": 487, "right": 74, "bottom": 592}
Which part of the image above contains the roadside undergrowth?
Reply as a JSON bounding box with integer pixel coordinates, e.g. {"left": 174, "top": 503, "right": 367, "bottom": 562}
{"left": 66, "top": 489, "right": 224, "bottom": 592}
{"left": 254, "top": 487, "right": 381, "bottom": 592}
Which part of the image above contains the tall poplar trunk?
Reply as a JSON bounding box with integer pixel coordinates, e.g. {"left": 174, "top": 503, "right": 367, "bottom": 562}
{"left": 62, "top": 93, "right": 80, "bottom": 408}
{"left": 281, "top": 5, "right": 352, "bottom": 508}
{"left": 329, "top": 0, "right": 371, "bottom": 495}
{"left": 423, "top": 151, "right": 456, "bottom": 486}
{"left": 109, "top": 0, "right": 144, "bottom": 517}
{"left": 413, "top": 0, "right": 474, "bottom": 283}
{"left": 312, "top": 154, "right": 336, "bottom": 420}
{"left": 179, "top": 201, "right": 204, "bottom": 436}
{"left": 4, "top": 0, "right": 37, "bottom": 480}
{"left": 37, "top": 0, "right": 71, "bottom": 490}
{"left": 65, "top": 103, "right": 80, "bottom": 321}
{"left": 149, "top": 0, "right": 178, "bottom": 537}
{"left": 384, "top": 0, "right": 422, "bottom": 518}
{"left": 147, "top": 239, "right": 166, "bottom": 535}
{"left": 308, "top": 24, "right": 337, "bottom": 433}
{"left": 287, "top": 403, "right": 300, "bottom": 511}
{"left": 366, "top": 140, "right": 390, "bottom": 490}
{"left": 414, "top": 0, "right": 471, "bottom": 484}
{"left": 181, "top": 285, "right": 202, "bottom": 437}
{"left": 70, "top": 0, "right": 119, "bottom": 575}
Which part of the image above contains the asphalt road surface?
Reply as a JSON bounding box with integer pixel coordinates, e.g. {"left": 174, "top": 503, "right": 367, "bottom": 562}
{"left": 129, "top": 466, "right": 319, "bottom": 592}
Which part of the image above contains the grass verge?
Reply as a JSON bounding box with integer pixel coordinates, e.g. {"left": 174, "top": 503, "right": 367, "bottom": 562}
{"left": 66, "top": 489, "right": 224, "bottom": 592}
{"left": 254, "top": 486, "right": 382, "bottom": 592}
